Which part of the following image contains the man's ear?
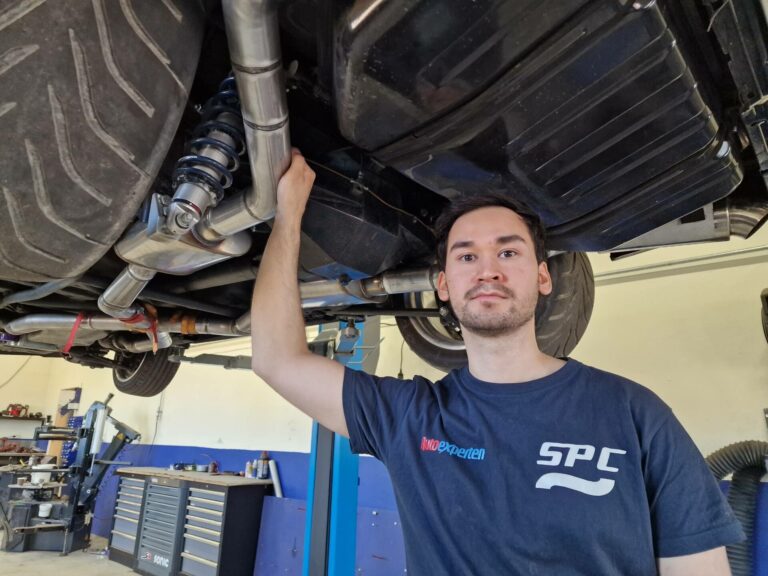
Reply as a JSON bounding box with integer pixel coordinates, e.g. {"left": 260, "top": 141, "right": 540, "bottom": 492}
{"left": 538, "top": 261, "right": 553, "bottom": 296}
{"left": 437, "top": 270, "right": 450, "bottom": 302}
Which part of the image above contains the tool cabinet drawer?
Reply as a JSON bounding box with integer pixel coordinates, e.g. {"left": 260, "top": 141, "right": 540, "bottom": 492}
{"left": 183, "top": 533, "right": 220, "bottom": 563}
{"left": 113, "top": 515, "right": 139, "bottom": 536}
{"left": 187, "top": 496, "right": 224, "bottom": 512}
{"left": 184, "top": 521, "right": 221, "bottom": 543}
{"left": 110, "top": 530, "right": 136, "bottom": 553}
{"left": 180, "top": 552, "right": 217, "bottom": 576}
{"left": 186, "top": 505, "right": 222, "bottom": 522}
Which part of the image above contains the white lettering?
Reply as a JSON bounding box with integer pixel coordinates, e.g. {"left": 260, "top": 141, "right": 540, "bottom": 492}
{"left": 596, "top": 447, "right": 627, "bottom": 472}
{"left": 564, "top": 444, "right": 595, "bottom": 467}
{"left": 537, "top": 442, "right": 596, "bottom": 467}
{"left": 537, "top": 442, "right": 566, "bottom": 466}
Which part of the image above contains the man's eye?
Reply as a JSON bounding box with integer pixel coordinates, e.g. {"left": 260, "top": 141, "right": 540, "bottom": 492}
{"left": 459, "top": 254, "right": 475, "bottom": 262}
{"left": 500, "top": 250, "right": 517, "bottom": 258}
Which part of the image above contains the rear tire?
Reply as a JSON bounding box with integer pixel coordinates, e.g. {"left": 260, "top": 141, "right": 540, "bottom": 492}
{"left": 113, "top": 348, "right": 180, "bottom": 397}
{"left": 396, "top": 252, "right": 595, "bottom": 372}
{"left": 0, "top": 0, "right": 205, "bottom": 281}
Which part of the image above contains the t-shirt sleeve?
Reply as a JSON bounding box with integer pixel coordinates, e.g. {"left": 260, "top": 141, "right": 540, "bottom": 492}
{"left": 644, "top": 412, "right": 745, "bottom": 557}
{"left": 342, "top": 367, "right": 419, "bottom": 462}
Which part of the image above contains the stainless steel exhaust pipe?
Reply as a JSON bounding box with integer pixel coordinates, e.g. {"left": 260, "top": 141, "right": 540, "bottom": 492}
{"left": 97, "top": 264, "right": 156, "bottom": 322}
{"left": 197, "top": 0, "right": 290, "bottom": 241}
{"left": 4, "top": 268, "right": 438, "bottom": 341}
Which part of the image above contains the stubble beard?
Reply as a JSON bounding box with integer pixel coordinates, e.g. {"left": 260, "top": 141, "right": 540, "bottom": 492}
{"left": 453, "top": 283, "right": 539, "bottom": 338}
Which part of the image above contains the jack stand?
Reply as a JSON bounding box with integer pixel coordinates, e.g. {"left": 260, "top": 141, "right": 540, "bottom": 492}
{"left": 303, "top": 319, "right": 380, "bottom": 576}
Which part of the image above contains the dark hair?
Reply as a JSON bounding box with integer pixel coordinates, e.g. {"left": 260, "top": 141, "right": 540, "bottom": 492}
{"left": 435, "top": 194, "right": 547, "bottom": 269}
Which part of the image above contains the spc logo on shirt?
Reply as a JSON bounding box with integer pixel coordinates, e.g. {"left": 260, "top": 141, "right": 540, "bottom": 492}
{"left": 535, "top": 442, "right": 626, "bottom": 496}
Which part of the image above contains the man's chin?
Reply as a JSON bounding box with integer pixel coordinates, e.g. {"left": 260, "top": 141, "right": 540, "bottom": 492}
{"left": 456, "top": 307, "right": 535, "bottom": 337}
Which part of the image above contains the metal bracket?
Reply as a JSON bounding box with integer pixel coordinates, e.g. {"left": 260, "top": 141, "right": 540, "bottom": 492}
{"left": 168, "top": 353, "right": 253, "bottom": 370}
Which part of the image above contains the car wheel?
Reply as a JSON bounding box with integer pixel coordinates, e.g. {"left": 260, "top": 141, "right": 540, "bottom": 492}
{"left": 113, "top": 347, "right": 180, "bottom": 397}
{"left": 0, "top": 0, "right": 205, "bottom": 282}
{"left": 396, "top": 252, "right": 595, "bottom": 372}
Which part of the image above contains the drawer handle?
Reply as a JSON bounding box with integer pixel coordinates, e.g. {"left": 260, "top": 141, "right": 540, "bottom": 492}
{"left": 185, "top": 514, "right": 221, "bottom": 527}
{"left": 114, "top": 515, "right": 138, "bottom": 524}
{"left": 115, "top": 506, "right": 140, "bottom": 514}
{"left": 190, "top": 488, "right": 225, "bottom": 497}
{"left": 185, "top": 524, "right": 220, "bottom": 537}
{"left": 188, "top": 496, "right": 224, "bottom": 507}
{"left": 187, "top": 505, "right": 223, "bottom": 517}
{"left": 118, "top": 492, "right": 141, "bottom": 500}
{"left": 111, "top": 529, "right": 136, "bottom": 540}
{"left": 181, "top": 551, "right": 218, "bottom": 568}
{"left": 185, "top": 532, "right": 220, "bottom": 547}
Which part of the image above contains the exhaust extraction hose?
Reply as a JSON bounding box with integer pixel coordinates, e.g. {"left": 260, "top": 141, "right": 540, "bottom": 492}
{"left": 705, "top": 440, "right": 768, "bottom": 576}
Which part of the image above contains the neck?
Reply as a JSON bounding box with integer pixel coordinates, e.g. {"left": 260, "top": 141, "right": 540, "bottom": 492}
{"left": 462, "top": 320, "right": 565, "bottom": 383}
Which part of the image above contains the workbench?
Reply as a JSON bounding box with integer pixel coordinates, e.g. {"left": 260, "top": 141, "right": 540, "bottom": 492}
{"left": 109, "top": 467, "right": 272, "bottom": 576}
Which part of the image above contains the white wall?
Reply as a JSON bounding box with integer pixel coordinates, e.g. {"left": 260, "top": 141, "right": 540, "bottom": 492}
{"left": 0, "top": 356, "right": 54, "bottom": 438}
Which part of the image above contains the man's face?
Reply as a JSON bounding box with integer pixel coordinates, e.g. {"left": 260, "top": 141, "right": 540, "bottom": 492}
{"left": 436, "top": 206, "right": 552, "bottom": 337}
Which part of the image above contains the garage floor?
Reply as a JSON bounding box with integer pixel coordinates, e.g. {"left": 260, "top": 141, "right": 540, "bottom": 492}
{"left": 0, "top": 536, "right": 133, "bottom": 576}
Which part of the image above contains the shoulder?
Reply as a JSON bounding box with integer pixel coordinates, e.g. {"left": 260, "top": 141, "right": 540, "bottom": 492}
{"left": 574, "top": 361, "right": 674, "bottom": 427}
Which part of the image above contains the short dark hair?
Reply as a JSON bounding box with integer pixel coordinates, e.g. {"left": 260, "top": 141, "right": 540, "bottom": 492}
{"left": 435, "top": 194, "right": 547, "bottom": 269}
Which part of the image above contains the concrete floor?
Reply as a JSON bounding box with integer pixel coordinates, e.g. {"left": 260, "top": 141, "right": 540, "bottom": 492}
{"left": 0, "top": 536, "right": 135, "bottom": 576}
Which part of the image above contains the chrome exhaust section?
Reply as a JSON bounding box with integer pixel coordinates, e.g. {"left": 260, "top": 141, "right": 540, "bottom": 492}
{"left": 196, "top": 0, "right": 290, "bottom": 241}
{"left": 97, "top": 264, "right": 156, "bottom": 322}
{"left": 94, "top": 0, "right": 290, "bottom": 338}
{"left": 4, "top": 268, "right": 438, "bottom": 343}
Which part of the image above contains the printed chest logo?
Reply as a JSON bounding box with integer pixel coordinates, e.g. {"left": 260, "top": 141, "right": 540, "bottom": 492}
{"left": 535, "top": 442, "right": 626, "bottom": 497}
{"left": 420, "top": 436, "right": 486, "bottom": 460}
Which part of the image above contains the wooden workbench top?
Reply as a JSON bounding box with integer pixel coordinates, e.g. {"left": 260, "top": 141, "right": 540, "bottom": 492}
{"left": 116, "top": 467, "right": 273, "bottom": 486}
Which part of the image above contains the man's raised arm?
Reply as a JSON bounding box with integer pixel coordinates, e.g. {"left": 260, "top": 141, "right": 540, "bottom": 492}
{"left": 250, "top": 149, "right": 348, "bottom": 437}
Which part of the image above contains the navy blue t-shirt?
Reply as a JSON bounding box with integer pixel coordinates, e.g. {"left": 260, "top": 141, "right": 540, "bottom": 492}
{"left": 342, "top": 359, "right": 744, "bottom": 575}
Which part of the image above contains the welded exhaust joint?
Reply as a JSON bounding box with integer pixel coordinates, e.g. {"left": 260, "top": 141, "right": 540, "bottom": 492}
{"left": 199, "top": 0, "right": 291, "bottom": 241}
{"left": 97, "top": 264, "right": 156, "bottom": 323}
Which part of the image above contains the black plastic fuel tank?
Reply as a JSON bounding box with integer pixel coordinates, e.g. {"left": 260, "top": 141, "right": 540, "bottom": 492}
{"left": 333, "top": 0, "right": 742, "bottom": 251}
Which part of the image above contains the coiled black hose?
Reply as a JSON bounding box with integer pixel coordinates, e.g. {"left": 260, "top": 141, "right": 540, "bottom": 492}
{"left": 706, "top": 440, "right": 768, "bottom": 576}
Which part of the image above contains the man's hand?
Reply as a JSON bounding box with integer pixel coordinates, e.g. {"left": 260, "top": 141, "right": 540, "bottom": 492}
{"left": 276, "top": 148, "right": 315, "bottom": 223}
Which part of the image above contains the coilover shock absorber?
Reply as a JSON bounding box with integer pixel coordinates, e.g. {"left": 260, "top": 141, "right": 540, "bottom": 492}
{"left": 166, "top": 76, "right": 246, "bottom": 236}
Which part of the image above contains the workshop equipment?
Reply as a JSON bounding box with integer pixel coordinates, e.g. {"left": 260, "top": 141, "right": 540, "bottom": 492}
{"left": 109, "top": 467, "right": 271, "bottom": 576}
{"left": 2, "top": 404, "right": 29, "bottom": 418}
{"left": 0, "top": 394, "right": 140, "bottom": 554}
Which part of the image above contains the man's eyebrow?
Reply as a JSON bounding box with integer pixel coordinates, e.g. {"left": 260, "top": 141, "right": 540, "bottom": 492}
{"left": 449, "top": 240, "right": 474, "bottom": 253}
{"left": 449, "top": 234, "right": 527, "bottom": 253}
{"left": 496, "top": 234, "right": 526, "bottom": 245}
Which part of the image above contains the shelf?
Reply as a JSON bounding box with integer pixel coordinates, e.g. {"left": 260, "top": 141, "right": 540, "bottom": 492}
{"left": 8, "top": 483, "right": 67, "bottom": 489}
{"left": 0, "top": 415, "right": 45, "bottom": 422}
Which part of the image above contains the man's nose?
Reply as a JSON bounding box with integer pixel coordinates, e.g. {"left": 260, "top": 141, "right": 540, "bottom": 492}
{"left": 476, "top": 257, "right": 503, "bottom": 282}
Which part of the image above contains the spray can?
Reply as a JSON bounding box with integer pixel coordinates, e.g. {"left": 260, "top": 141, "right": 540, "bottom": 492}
{"left": 245, "top": 460, "right": 254, "bottom": 478}
{"left": 256, "top": 451, "right": 270, "bottom": 479}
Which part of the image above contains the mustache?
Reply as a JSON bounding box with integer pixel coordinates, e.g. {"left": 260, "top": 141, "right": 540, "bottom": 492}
{"left": 465, "top": 284, "right": 515, "bottom": 300}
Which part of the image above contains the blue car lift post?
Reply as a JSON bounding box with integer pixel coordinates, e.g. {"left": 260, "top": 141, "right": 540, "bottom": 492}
{"left": 303, "top": 320, "right": 379, "bottom": 576}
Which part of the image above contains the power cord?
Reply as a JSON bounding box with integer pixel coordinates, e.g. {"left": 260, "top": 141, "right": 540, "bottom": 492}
{"left": 0, "top": 357, "right": 31, "bottom": 390}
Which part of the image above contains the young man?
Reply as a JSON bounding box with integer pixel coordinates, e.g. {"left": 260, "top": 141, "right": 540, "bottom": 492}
{"left": 250, "top": 150, "right": 744, "bottom": 575}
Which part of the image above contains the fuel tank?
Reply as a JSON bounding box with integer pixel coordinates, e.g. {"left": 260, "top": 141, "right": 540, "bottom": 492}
{"left": 333, "top": 0, "right": 742, "bottom": 251}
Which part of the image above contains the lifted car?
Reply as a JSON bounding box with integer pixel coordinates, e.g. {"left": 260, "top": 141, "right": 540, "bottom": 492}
{"left": 1, "top": 0, "right": 766, "bottom": 395}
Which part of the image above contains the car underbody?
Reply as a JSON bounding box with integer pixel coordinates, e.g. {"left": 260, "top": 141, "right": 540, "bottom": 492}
{"left": 1, "top": 0, "right": 767, "bottom": 393}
